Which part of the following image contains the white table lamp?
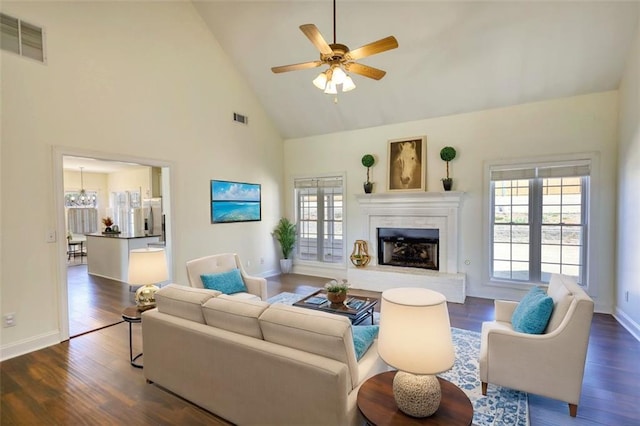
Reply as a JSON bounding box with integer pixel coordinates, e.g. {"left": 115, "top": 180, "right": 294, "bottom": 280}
{"left": 377, "top": 288, "right": 455, "bottom": 417}
{"left": 128, "top": 248, "right": 168, "bottom": 310}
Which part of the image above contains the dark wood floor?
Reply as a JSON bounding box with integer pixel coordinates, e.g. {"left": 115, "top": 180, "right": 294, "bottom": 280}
{"left": 67, "top": 264, "right": 134, "bottom": 337}
{"left": 2, "top": 273, "right": 639, "bottom": 425}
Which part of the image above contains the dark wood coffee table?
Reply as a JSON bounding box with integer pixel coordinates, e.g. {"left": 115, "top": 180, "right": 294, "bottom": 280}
{"left": 293, "top": 290, "right": 377, "bottom": 325}
{"left": 357, "top": 371, "right": 473, "bottom": 425}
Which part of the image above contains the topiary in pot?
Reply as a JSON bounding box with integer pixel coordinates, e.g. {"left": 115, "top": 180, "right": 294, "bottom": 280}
{"left": 439, "top": 146, "right": 457, "bottom": 191}
{"left": 361, "top": 154, "right": 376, "bottom": 193}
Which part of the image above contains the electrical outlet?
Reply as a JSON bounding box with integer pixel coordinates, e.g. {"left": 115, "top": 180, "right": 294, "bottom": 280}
{"left": 247, "top": 260, "right": 251, "bottom": 267}
{"left": 46, "top": 230, "right": 56, "bottom": 243}
{"left": 625, "top": 291, "right": 629, "bottom": 302}
{"left": 3, "top": 313, "right": 16, "bottom": 328}
{"left": 260, "top": 257, "right": 264, "bottom": 265}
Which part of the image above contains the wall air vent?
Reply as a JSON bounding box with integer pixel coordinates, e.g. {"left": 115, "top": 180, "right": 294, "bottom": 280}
{"left": 233, "top": 113, "right": 248, "bottom": 125}
{"left": 0, "top": 13, "right": 45, "bottom": 63}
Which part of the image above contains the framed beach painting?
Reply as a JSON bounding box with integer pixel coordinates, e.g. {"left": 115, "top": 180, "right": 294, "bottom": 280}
{"left": 387, "top": 136, "right": 427, "bottom": 192}
{"left": 210, "top": 180, "right": 261, "bottom": 224}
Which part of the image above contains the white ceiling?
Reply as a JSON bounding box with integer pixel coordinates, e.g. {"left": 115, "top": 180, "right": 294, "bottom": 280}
{"left": 193, "top": 1, "right": 639, "bottom": 139}
{"left": 63, "top": 156, "right": 147, "bottom": 174}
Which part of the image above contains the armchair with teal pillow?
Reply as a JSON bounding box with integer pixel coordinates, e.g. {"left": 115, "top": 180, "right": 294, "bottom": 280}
{"left": 479, "top": 274, "right": 594, "bottom": 417}
{"left": 186, "top": 253, "right": 267, "bottom": 301}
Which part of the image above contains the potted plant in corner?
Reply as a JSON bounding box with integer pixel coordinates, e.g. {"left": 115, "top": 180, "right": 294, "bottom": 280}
{"left": 361, "top": 154, "right": 376, "bottom": 193}
{"left": 324, "top": 279, "right": 350, "bottom": 305}
{"left": 440, "top": 146, "right": 457, "bottom": 191}
{"left": 272, "top": 217, "right": 296, "bottom": 274}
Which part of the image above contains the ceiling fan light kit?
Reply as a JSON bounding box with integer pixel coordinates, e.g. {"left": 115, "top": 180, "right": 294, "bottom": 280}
{"left": 271, "top": 0, "right": 398, "bottom": 95}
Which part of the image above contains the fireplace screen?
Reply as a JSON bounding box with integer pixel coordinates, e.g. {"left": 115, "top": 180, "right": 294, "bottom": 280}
{"left": 377, "top": 228, "right": 439, "bottom": 271}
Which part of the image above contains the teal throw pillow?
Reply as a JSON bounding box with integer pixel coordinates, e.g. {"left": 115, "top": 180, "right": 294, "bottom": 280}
{"left": 511, "top": 286, "right": 554, "bottom": 334}
{"left": 352, "top": 325, "right": 379, "bottom": 360}
{"left": 201, "top": 269, "right": 247, "bottom": 295}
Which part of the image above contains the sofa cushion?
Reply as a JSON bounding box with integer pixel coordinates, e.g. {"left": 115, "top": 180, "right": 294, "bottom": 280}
{"left": 154, "top": 284, "right": 219, "bottom": 324}
{"left": 545, "top": 276, "right": 574, "bottom": 333}
{"left": 201, "top": 269, "right": 247, "bottom": 295}
{"left": 352, "top": 325, "right": 379, "bottom": 361}
{"left": 202, "top": 294, "right": 269, "bottom": 339}
{"left": 512, "top": 287, "right": 554, "bottom": 334}
{"left": 259, "top": 304, "right": 360, "bottom": 389}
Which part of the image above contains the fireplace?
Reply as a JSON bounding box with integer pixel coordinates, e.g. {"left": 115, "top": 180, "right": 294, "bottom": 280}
{"left": 347, "top": 192, "right": 466, "bottom": 303}
{"left": 377, "top": 228, "right": 439, "bottom": 270}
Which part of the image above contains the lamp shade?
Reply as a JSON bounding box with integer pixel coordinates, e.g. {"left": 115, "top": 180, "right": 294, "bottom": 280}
{"left": 128, "top": 248, "right": 168, "bottom": 285}
{"left": 342, "top": 76, "right": 356, "bottom": 92}
{"left": 312, "top": 72, "right": 327, "bottom": 90}
{"left": 378, "top": 288, "right": 455, "bottom": 375}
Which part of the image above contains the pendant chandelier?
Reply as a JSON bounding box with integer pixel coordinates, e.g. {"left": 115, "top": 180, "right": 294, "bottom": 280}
{"left": 69, "top": 167, "right": 96, "bottom": 207}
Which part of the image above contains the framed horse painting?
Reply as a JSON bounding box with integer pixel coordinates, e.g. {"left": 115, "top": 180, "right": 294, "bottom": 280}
{"left": 387, "top": 136, "right": 427, "bottom": 192}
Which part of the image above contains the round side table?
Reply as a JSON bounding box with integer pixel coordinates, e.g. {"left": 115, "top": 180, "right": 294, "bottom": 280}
{"left": 357, "top": 371, "right": 473, "bottom": 425}
{"left": 122, "top": 306, "right": 144, "bottom": 369}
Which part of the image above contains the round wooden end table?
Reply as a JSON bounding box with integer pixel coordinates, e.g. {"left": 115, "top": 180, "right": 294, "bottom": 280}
{"left": 122, "top": 306, "right": 144, "bottom": 368}
{"left": 357, "top": 371, "right": 473, "bottom": 426}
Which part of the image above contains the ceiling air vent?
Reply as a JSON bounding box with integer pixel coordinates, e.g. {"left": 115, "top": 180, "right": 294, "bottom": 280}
{"left": 233, "top": 113, "right": 248, "bottom": 125}
{"left": 0, "top": 13, "right": 45, "bottom": 62}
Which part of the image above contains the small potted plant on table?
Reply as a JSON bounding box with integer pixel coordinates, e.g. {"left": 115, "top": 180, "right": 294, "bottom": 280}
{"left": 102, "top": 216, "right": 114, "bottom": 233}
{"left": 324, "top": 279, "right": 350, "bottom": 305}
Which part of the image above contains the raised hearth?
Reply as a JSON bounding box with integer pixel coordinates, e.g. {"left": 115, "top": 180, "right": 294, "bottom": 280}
{"left": 349, "top": 192, "right": 466, "bottom": 303}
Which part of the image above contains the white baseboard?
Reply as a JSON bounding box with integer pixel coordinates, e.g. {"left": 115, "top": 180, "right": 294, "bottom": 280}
{"left": 256, "top": 268, "right": 280, "bottom": 278}
{"left": 614, "top": 307, "right": 640, "bottom": 342}
{"left": 0, "top": 330, "right": 61, "bottom": 362}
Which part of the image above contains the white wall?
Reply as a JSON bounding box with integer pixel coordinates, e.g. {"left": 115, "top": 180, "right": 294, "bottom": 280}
{"left": 1, "top": 1, "right": 284, "bottom": 359}
{"left": 107, "top": 167, "right": 151, "bottom": 198}
{"left": 616, "top": 21, "right": 640, "bottom": 339}
{"left": 285, "top": 92, "right": 618, "bottom": 310}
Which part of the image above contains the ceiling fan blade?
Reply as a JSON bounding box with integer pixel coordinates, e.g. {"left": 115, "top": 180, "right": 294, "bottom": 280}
{"left": 345, "top": 36, "right": 398, "bottom": 61}
{"left": 344, "top": 62, "right": 387, "bottom": 80}
{"left": 300, "top": 24, "right": 333, "bottom": 55}
{"left": 271, "top": 60, "right": 323, "bottom": 74}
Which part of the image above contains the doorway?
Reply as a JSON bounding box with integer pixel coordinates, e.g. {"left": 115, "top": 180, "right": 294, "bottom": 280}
{"left": 54, "top": 149, "right": 173, "bottom": 340}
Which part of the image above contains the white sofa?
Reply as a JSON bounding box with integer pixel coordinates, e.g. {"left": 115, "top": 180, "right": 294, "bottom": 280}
{"left": 479, "top": 274, "right": 594, "bottom": 417}
{"left": 186, "top": 253, "right": 268, "bottom": 301}
{"left": 142, "top": 284, "right": 388, "bottom": 425}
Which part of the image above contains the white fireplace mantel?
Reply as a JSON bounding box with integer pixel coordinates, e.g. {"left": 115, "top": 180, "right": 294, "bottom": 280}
{"left": 355, "top": 191, "right": 464, "bottom": 274}
{"left": 349, "top": 191, "right": 467, "bottom": 303}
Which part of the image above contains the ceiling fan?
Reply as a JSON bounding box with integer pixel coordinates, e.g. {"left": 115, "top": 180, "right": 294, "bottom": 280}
{"left": 271, "top": 0, "right": 398, "bottom": 94}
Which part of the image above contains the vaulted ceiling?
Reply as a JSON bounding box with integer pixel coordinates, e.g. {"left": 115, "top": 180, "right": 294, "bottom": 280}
{"left": 193, "top": 1, "right": 639, "bottom": 140}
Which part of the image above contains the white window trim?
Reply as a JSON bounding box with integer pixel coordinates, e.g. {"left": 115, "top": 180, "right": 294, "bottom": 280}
{"left": 292, "top": 171, "right": 347, "bottom": 268}
{"left": 482, "top": 152, "right": 600, "bottom": 291}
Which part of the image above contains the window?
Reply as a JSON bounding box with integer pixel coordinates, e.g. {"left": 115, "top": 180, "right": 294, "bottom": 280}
{"left": 490, "top": 161, "right": 590, "bottom": 285}
{"left": 1, "top": 13, "right": 45, "bottom": 62}
{"left": 295, "top": 176, "right": 344, "bottom": 264}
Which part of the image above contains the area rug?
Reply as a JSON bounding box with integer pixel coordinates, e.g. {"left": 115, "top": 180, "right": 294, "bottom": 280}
{"left": 267, "top": 292, "right": 529, "bottom": 426}
{"left": 441, "top": 328, "right": 529, "bottom": 426}
{"left": 266, "top": 291, "right": 309, "bottom": 305}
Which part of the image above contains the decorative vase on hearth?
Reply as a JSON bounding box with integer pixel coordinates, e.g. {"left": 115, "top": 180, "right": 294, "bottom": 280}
{"left": 350, "top": 240, "right": 371, "bottom": 268}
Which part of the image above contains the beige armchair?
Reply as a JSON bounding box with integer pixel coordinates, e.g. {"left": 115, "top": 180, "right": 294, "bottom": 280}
{"left": 479, "top": 274, "right": 594, "bottom": 417}
{"left": 186, "top": 253, "right": 268, "bottom": 301}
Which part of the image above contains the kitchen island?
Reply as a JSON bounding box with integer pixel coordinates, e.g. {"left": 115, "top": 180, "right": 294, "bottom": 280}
{"left": 86, "top": 233, "right": 162, "bottom": 283}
